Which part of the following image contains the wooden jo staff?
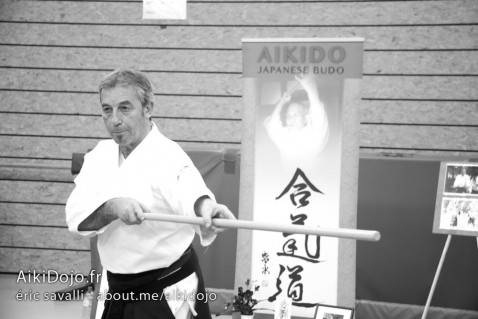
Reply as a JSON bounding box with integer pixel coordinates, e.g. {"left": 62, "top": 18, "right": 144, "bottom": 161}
{"left": 144, "top": 213, "right": 380, "bottom": 242}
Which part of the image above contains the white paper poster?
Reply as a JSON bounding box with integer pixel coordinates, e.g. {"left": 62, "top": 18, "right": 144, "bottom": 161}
{"left": 143, "top": 0, "right": 187, "bottom": 20}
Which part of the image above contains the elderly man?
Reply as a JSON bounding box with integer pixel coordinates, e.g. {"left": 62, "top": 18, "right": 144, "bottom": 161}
{"left": 66, "top": 68, "right": 236, "bottom": 319}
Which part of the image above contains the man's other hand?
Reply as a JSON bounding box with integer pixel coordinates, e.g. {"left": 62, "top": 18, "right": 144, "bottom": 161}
{"left": 195, "top": 197, "right": 236, "bottom": 233}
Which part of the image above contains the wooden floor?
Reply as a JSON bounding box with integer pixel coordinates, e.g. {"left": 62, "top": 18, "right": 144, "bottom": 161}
{"left": 0, "top": 274, "right": 83, "bottom": 319}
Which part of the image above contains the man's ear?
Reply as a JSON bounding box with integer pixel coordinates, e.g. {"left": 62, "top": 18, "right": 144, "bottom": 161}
{"left": 144, "top": 102, "right": 154, "bottom": 119}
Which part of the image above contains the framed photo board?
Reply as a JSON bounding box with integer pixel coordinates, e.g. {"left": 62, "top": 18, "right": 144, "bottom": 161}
{"left": 314, "top": 304, "right": 354, "bottom": 319}
{"left": 433, "top": 162, "right": 478, "bottom": 237}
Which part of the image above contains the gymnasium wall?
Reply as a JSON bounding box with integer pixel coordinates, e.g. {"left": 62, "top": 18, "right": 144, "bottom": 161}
{"left": 0, "top": 0, "right": 477, "bottom": 283}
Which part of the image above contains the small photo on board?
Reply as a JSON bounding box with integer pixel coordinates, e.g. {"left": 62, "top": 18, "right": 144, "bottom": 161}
{"left": 443, "top": 164, "right": 478, "bottom": 195}
{"left": 314, "top": 304, "right": 354, "bottom": 319}
{"left": 438, "top": 198, "right": 478, "bottom": 232}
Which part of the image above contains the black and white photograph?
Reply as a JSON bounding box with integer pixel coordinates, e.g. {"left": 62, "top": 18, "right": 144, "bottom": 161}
{"left": 444, "top": 164, "right": 478, "bottom": 195}
{"left": 438, "top": 198, "right": 478, "bottom": 234}
{"left": 1, "top": 1, "right": 477, "bottom": 319}
{"left": 314, "top": 304, "right": 354, "bottom": 319}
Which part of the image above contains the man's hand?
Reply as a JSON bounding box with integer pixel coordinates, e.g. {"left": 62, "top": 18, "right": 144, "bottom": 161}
{"left": 78, "top": 197, "right": 150, "bottom": 231}
{"left": 106, "top": 197, "right": 150, "bottom": 225}
{"left": 295, "top": 74, "right": 317, "bottom": 93}
{"left": 195, "top": 196, "right": 236, "bottom": 233}
{"left": 278, "top": 91, "right": 291, "bottom": 106}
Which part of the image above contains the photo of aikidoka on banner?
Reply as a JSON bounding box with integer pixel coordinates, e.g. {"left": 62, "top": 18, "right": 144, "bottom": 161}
{"left": 263, "top": 74, "right": 329, "bottom": 172}
{"left": 257, "top": 74, "right": 344, "bottom": 173}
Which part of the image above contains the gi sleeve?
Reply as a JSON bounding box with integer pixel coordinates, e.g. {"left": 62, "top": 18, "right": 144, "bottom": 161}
{"left": 263, "top": 114, "right": 285, "bottom": 147}
{"left": 308, "top": 100, "right": 329, "bottom": 149}
{"left": 65, "top": 148, "right": 114, "bottom": 237}
{"left": 176, "top": 163, "right": 217, "bottom": 246}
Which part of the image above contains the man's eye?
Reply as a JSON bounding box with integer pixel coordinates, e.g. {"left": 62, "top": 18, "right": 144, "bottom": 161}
{"left": 121, "top": 106, "right": 129, "bottom": 112}
{"left": 102, "top": 107, "right": 112, "bottom": 113}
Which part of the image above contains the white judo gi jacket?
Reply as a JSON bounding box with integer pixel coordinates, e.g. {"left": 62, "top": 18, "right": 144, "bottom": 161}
{"left": 66, "top": 123, "right": 216, "bottom": 274}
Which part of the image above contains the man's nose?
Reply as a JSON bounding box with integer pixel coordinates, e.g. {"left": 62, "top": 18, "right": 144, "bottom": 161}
{"left": 111, "top": 109, "right": 122, "bottom": 125}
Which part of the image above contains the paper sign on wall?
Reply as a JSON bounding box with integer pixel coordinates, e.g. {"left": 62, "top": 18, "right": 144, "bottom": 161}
{"left": 143, "top": 0, "right": 187, "bottom": 20}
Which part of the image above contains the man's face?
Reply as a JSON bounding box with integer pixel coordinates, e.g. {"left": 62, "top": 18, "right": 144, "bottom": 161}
{"left": 285, "top": 103, "right": 307, "bottom": 130}
{"left": 461, "top": 167, "right": 466, "bottom": 175}
{"left": 100, "top": 86, "right": 152, "bottom": 151}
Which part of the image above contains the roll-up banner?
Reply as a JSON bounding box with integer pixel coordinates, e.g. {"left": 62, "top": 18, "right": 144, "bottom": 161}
{"left": 238, "top": 38, "right": 364, "bottom": 317}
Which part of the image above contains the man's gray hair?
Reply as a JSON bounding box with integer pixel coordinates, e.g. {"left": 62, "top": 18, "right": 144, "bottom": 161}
{"left": 99, "top": 68, "right": 155, "bottom": 108}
